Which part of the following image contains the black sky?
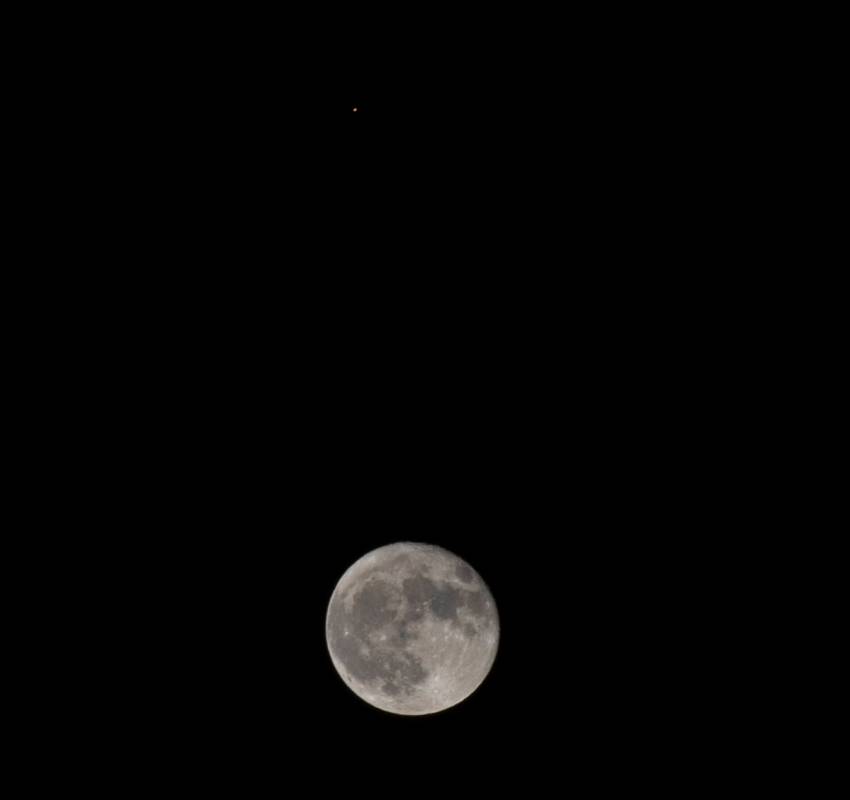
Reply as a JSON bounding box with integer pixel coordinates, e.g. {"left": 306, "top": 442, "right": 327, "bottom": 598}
{"left": 49, "top": 12, "right": 736, "bottom": 791}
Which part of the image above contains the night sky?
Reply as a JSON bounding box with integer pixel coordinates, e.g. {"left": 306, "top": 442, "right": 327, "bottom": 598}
{"left": 335, "top": 10, "right": 688, "bottom": 121}
{"left": 57, "top": 13, "right": 729, "bottom": 792}
{"left": 69, "top": 9, "right": 707, "bottom": 182}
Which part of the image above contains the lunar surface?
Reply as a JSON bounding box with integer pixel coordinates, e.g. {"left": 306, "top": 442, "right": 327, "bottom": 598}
{"left": 326, "top": 542, "right": 499, "bottom": 715}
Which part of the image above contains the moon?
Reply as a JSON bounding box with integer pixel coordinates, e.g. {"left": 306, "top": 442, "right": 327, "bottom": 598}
{"left": 326, "top": 542, "right": 499, "bottom": 715}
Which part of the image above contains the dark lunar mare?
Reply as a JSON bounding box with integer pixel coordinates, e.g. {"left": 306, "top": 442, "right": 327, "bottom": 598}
{"left": 328, "top": 574, "right": 428, "bottom": 695}
{"left": 402, "top": 572, "right": 486, "bottom": 629}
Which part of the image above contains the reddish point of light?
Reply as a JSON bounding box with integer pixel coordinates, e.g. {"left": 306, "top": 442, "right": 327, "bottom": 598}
{"left": 352, "top": 107, "right": 358, "bottom": 113}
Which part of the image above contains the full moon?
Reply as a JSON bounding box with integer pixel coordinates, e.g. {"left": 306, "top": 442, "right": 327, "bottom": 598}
{"left": 326, "top": 542, "right": 499, "bottom": 715}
